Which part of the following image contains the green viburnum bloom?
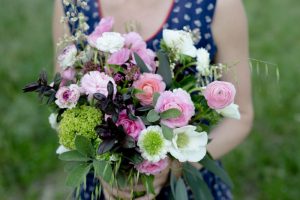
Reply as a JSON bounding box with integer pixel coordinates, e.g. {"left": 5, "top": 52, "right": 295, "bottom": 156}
{"left": 137, "top": 126, "right": 170, "bottom": 162}
{"left": 58, "top": 105, "right": 102, "bottom": 149}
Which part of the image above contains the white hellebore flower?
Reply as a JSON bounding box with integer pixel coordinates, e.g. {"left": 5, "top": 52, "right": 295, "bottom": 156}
{"left": 216, "top": 103, "right": 241, "bottom": 120}
{"left": 48, "top": 113, "right": 58, "bottom": 130}
{"left": 96, "top": 32, "right": 125, "bottom": 53}
{"left": 137, "top": 126, "right": 170, "bottom": 162}
{"left": 196, "top": 48, "right": 210, "bottom": 75}
{"left": 163, "top": 29, "right": 197, "bottom": 57}
{"left": 169, "top": 125, "right": 208, "bottom": 162}
{"left": 57, "top": 44, "right": 77, "bottom": 69}
{"left": 56, "top": 145, "right": 71, "bottom": 154}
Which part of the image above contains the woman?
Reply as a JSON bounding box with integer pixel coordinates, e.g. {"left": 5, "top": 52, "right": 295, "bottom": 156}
{"left": 53, "top": 0, "right": 253, "bottom": 199}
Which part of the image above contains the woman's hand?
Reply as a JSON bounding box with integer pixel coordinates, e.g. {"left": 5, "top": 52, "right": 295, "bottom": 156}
{"left": 101, "top": 165, "right": 170, "bottom": 200}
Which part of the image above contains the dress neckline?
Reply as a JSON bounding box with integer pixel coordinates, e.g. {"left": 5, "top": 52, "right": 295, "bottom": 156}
{"left": 97, "top": 0, "right": 175, "bottom": 42}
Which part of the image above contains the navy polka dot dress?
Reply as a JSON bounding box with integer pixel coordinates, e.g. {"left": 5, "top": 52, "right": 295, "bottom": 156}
{"left": 64, "top": 0, "right": 232, "bottom": 199}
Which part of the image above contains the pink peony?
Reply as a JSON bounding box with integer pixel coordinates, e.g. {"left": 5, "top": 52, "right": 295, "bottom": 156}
{"left": 135, "top": 158, "right": 169, "bottom": 175}
{"left": 155, "top": 89, "right": 195, "bottom": 128}
{"left": 81, "top": 71, "right": 117, "bottom": 98}
{"left": 55, "top": 84, "right": 81, "bottom": 109}
{"left": 204, "top": 81, "right": 236, "bottom": 109}
{"left": 61, "top": 67, "right": 76, "bottom": 81}
{"left": 133, "top": 73, "right": 166, "bottom": 106}
{"left": 116, "top": 110, "right": 145, "bottom": 140}
{"left": 87, "top": 17, "right": 114, "bottom": 47}
{"left": 107, "top": 48, "right": 131, "bottom": 65}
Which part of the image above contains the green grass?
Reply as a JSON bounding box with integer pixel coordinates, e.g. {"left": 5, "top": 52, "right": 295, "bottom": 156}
{"left": 0, "top": 0, "right": 299, "bottom": 199}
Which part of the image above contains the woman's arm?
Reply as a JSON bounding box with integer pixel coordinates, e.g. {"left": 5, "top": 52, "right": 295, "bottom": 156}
{"left": 208, "top": 0, "right": 254, "bottom": 159}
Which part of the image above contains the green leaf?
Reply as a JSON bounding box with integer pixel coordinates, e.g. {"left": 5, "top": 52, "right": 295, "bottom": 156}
{"left": 175, "top": 178, "right": 188, "bottom": 200}
{"left": 183, "top": 163, "right": 213, "bottom": 200}
{"left": 66, "top": 163, "right": 91, "bottom": 187}
{"left": 141, "top": 175, "right": 155, "bottom": 195}
{"left": 161, "top": 124, "right": 173, "bottom": 140}
{"left": 75, "top": 135, "right": 95, "bottom": 158}
{"left": 59, "top": 150, "right": 90, "bottom": 162}
{"left": 152, "top": 92, "right": 160, "bottom": 106}
{"left": 146, "top": 109, "right": 160, "bottom": 122}
{"left": 157, "top": 51, "right": 172, "bottom": 88}
{"left": 160, "top": 108, "right": 181, "bottom": 119}
{"left": 134, "top": 52, "right": 150, "bottom": 73}
{"left": 170, "top": 172, "right": 177, "bottom": 197}
{"left": 93, "top": 160, "right": 113, "bottom": 183}
{"left": 199, "top": 155, "right": 234, "bottom": 188}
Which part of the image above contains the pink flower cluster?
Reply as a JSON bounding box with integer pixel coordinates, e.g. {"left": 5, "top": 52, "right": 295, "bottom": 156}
{"left": 155, "top": 89, "right": 195, "bottom": 128}
{"left": 204, "top": 81, "right": 236, "bottom": 109}
{"left": 135, "top": 158, "right": 169, "bottom": 175}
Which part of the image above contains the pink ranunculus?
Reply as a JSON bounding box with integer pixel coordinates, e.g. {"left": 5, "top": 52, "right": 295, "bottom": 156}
{"left": 204, "top": 81, "right": 236, "bottom": 109}
{"left": 133, "top": 73, "right": 166, "bottom": 106}
{"left": 155, "top": 89, "right": 195, "bottom": 128}
{"left": 116, "top": 110, "right": 145, "bottom": 140}
{"left": 55, "top": 84, "right": 81, "bottom": 109}
{"left": 135, "top": 158, "right": 169, "bottom": 175}
{"left": 107, "top": 48, "right": 131, "bottom": 65}
{"left": 80, "top": 71, "right": 117, "bottom": 98}
{"left": 87, "top": 17, "right": 114, "bottom": 47}
{"left": 61, "top": 67, "right": 76, "bottom": 81}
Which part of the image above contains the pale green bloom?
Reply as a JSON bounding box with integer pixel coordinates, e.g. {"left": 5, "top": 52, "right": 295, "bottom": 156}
{"left": 137, "top": 126, "right": 170, "bottom": 162}
{"left": 169, "top": 125, "right": 207, "bottom": 162}
{"left": 58, "top": 105, "right": 102, "bottom": 149}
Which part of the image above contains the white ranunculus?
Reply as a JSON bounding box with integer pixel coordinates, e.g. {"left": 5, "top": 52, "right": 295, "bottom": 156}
{"left": 196, "top": 48, "right": 210, "bottom": 75}
{"left": 169, "top": 125, "right": 208, "bottom": 162}
{"left": 163, "top": 29, "right": 197, "bottom": 57}
{"left": 56, "top": 145, "right": 71, "bottom": 154}
{"left": 48, "top": 113, "right": 58, "bottom": 130}
{"left": 96, "top": 32, "right": 125, "bottom": 53}
{"left": 216, "top": 103, "right": 241, "bottom": 120}
{"left": 57, "top": 44, "right": 77, "bottom": 69}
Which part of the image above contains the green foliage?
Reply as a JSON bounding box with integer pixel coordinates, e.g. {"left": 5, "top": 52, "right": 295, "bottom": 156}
{"left": 146, "top": 109, "right": 160, "bottom": 122}
{"left": 133, "top": 52, "right": 150, "bottom": 73}
{"left": 160, "top": 108, "right": 181, "bottom": 119}
{"left": 156, "top": 51, "right": 172, "bottom": 88}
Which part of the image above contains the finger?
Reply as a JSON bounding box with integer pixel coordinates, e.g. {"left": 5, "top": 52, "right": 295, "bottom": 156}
{"left": 103, "top": 187, "right": 116, "bottom": 200}
{"left": 135, "top": 185, "right": 163, "bottom": 200}
{"left": 101, "top": 179, "right": 133, "bottom": 199}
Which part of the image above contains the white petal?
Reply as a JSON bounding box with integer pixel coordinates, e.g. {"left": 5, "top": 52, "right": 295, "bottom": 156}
{"left": 216, "top": 103, "right": 241, "bottom": 119}
{"left": 56, "top": 145, "right": 71, "bottom": 154}
{"left": 183, "top": 147, "right": 207, "bottom": 162}
{"left": 188, "top": 131, "right": 208, "bottom": 148}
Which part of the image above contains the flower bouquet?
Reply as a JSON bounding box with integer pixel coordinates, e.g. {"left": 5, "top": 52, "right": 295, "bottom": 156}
{"left": 23, "top": 2, "right": 240, "bottom": 199}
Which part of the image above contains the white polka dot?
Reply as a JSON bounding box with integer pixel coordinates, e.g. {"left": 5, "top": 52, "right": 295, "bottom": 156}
{"left": 205, "top": 16, "right": 212, "bottom": 23}
{"left": 85, "top": 5, "right": 90, "bottom": 11}
{"left": 207, "top": 3, "right": 214, "bottom": 11}
{"left": 152, "top": 39, "right": 159, "bottom": 47}
{"left": 94, "top": 2, "right": 98, "bottom": 8}
{"left": 196, "top": 0, "right": 203, "bottom": 4}
{"left": 184, "top": 14, "right": 191, "bottom": 21}
{"left": 195, "top": 7, "right": 203, "bottom": 15}
{"left": 173, "top": 6, "right": 180, "bottom": 13}
{"left": 185, "top": 2, "right": 192, "bottom": 9}
{"left": 163, "top": 23, "right": 169, "bottom": 29}
{"left": 172, "top": 17, "right": 179, "bottom": 24}
{"left": 93, "top": 12, "right": 98, "bottom": 19}
{"left": 206, "top": 44, "right": 212, "bottom": 50}
{"left": 204, "top": 33, "right": 211, "bottom": 39}
{"left": 194, "top": 20, "right": 201, "bottom": 27}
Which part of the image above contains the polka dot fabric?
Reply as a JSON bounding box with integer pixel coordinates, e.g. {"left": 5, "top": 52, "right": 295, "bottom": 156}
{"left": 64, "top": 0, "right": 233, "bottom": 199}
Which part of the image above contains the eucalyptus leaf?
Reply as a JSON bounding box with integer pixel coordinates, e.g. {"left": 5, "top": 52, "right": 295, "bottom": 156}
{"left": 66, "top": 163, "right": 91, "bottom": 187}
{"left": 170, "top": 172, "right": 177, "bottom": 197}
{"left": 160, "top": 108, "right": 181, "bottom": 119}
{"left": 147, "top": 109, "right": 160, "bottom": 122}
{"left": 75, "top": 135, "right": 95, "bottom": 158}
{"left": 93, "top": 160, "right": 113, "bottom": 183}
{"left": 161, "top": 124, "right": 173, "bottom": 140}
{"left": 175, "top": 178, "right": 188, "bottom": 200}
{"left": 133, "top": 52, "right": 150, "bottom": 73}
{"left": 200, "top": 155, "right": 234, "bottom": 188}
{"left": 157, "top": 51, "right": 172, "bottom": 88}
{"left": 59, "top": 150, "right": 90, "bottom": 162}
{"left": 152, "top": 92, "right": 160, "bottom": 106}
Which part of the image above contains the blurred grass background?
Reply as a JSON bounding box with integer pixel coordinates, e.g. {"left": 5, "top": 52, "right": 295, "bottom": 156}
{"left": 0, "top": 0, "right": 299, "bottom": 199}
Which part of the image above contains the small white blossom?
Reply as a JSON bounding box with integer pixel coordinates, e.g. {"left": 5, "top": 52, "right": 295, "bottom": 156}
{"left": 96, "top": 32, "right": 125, "bottom": 53}
{"left": 216, "top": 103, "right": 241, "bottom": 120}
{"left": 57, "top": 44, "right": 77, "bottom": 69}
{"left": 163, "top": 29, "right": 197, "bottom": 57}
{"left": 56, "top": 145, "right": 71, "bottom": 154}
{"left": 196, "top": 48, "right": 210, "bottom": 75}
{"left": 169, "top": 125, "right": 208, "bottom": 162}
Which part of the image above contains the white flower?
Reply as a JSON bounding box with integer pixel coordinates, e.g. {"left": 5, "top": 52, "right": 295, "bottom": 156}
{"left": 96, "top": 32, "right": 125, "bottom": 53}
{"left": 57, "top": 44, "right": 77, "bottom": 69}
{"left": 78, "top": 45, "right": 93, "bottom": 63}
{"left": 137, "top": 126, "right": 170, "bottom": 162}
{"left": 56, "top": 145, "right": 71, "bottom": 154}
{"left": 169, "top": 125, "right": 208, "bottom": 162}
{"left": 163, "top": 29, "right": 197, "bottom": 57}
{"left": 55, "top": 84, "right": 81, "bottom": 109}
{"left": 48, "top": 113, "right": 58, "bottom": 130}
{"left": 216, "top": 103, "right": 241, "bottom": 120}
{"left": 196, "top": 48, "right": 210, "bottom": 75}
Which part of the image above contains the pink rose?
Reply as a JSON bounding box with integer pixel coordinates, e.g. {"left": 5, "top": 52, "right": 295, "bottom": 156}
{"left": 155, "top": 89, "right": 195, "bottom": 128}
{"left": 107, "top": 48, "right": 131, "bottom": 65}
{"left": 116, "top": 110, "right": 145, "bottom": 140}
{"left": 204, "top": 81, "right": 236, "bottom": 109}
{"left": 135, "top": 158, "right": 169, "bottom": 175}
{"left": 87, "top": 17, "right": 114, "bottom": 47}
{"left": 133, "top": 73, "right": 166, "bottom": 106}
{"left": 81, "top": 71, "right": 117, "bottom": 98}
{"left": 55, "top": 84, "right": 80, "bottom": 109}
